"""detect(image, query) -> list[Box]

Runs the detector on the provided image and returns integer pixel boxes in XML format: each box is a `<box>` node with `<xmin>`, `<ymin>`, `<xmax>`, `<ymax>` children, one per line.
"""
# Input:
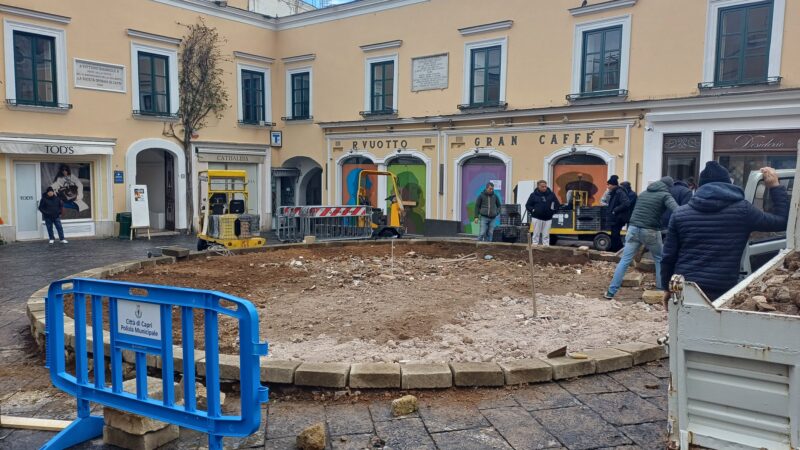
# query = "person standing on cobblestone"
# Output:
<box><xmin>526</xmin><ymin>180</ymin><xmax>560</xmax><ymax>246</ymax></box>
<box><xmin>474</xmin><ymin>182</ymin><xmax>501</xmax><ymax>242</ymax></box>
<box><xmin>605</xmin><ymin>175</ymin><xmax>631</xmax><ymax>252</ymax></box>
<box><xmin>38</xmin><ymin>187</ymin><xmax>68</xmax><ymax>244</ymax></box>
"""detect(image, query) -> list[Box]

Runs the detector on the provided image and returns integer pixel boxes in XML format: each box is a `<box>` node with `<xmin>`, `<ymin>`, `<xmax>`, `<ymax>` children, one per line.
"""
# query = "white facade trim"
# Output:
<box><xmin>702</xmin><ymin>0</ymin><xmax>786</xmax><ymax>84</ymax></box>
<box><xmin>151</xmin><ymin>0</ymin><xmax>277</xmax><ymax>29</ymax></box>
<box><xmin>285</xmin><ymin>66</ymin><xmax>313</xmax><ymax>119</ymax></box>
<box><xmin>458</xmin><ymin>20</ymin><xmax>513</xmax><ymax>36</ymax></box>
<box><xmin>281</xmin><ymin>54</ymin><xmax>316</xmax><ymax>64</ymax></box>
<box><xmin>3</xmin><ymin>19</ymin><xmax>69</xmax><ymax>107</ymax></box>
<box><xmin>451</xmin><ymin>148</ymin><xmax>513</xmax><ymax>222</ymax></box>
<box><xmin>276</xmin><ymin>0</ymin><xmax>430</xmax><ymax>30</ymax></box>
<box><xmin>233</xmin><ymin>51</ymin><xmax>274</xmax><ymax>65</ymax></box>
<box><xmin>542</xmin><ymin>146</ymin><xmax>616</xmax><ymax>186</ymax></box>
<box><xmin>237</xmin><ymin>63</ymin><xmax>272</xmax><ymax>124</ymax></box>
<box><xmin>363</xmin><ymin>53</ymin><xmax>399</xmax><ymax>113</ymax></box>
<box><xmin>461</xmin><ymin>37</ymin><xmax>508</xmax><ymax>106</ymax></box>
<box><xmin>124</xmin><ymin>138</ymin><xmax>187</xmax><ymax>230</ymax></box>
<box><xmin>126</xmin><ymin>29</ymin><xmax>181</xmax><ymax>46</ymax></box>
<box><xmin>360</xmin><ymin>40</ymin><xmax>403</xmax><ymax>52</ymax></box>
<box><xmin>0</xmin><ymin>4</ymin><xmax>70</xmax><ymax>24</ymax></box>
<box><xmin>571</xmin><ymin>14</ymin><xmax>632</xmax><ymax>95</ymax></box>
<box><xmin>569</xmin><ymin>0</ymin><xmax>637</xmax><ymax>17</ymax></box>
<box><xmin>130</xmin><ymin>42</ymin><xmax>180</xmax><ymax>116</ymax></box>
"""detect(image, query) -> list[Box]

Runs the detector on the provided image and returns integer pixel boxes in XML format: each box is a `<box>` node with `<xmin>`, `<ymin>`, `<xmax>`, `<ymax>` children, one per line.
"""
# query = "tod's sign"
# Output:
<box><xmin>715</xmin><ymin>130</ymin><xmax>800</xmax><ymax>153</ymax></box>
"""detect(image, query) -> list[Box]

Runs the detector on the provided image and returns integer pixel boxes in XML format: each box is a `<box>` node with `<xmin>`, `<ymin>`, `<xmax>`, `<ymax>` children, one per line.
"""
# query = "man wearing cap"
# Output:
<box><xmin>604</xmin><ymin>176</ymin><xmax>679</xmax><ymax>299</ymax></box>
<box><xmin>605</xmin><ymin>175</ymin><xmax>631</xmax><ymax>252</ymax></box>
<box><xmin>661</xmin><ymin>162</ymin><xmax>789</xmax><ymax>301</ymax></box>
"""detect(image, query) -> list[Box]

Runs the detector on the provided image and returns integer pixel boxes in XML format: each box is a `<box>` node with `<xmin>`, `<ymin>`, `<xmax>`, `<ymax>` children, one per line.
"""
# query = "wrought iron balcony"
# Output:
<box><xmin>457</xmin><ymin>101</ymin><xmax>508</xmax><ymax>111</ymax></box>
<box><xmin>6</xmin><ymin>99</ymin><xmax>72</xmax><ymax>110</ymax></box>
<box><xmin>281</xmin><ymin>115</ymin><xmax>313</xmax><ymax>121</ymax></box>
<box><xmin>359</xmin><ymin>109</ymin><xmax>398</xmax><ymax>118</ymax></box>
<box><xmin>566</xmin><ymin>89</ymin><xmax>628</xmax><ymax>101</ymax></box>
<box><xmin>238</xmin><ymin>120</ymin><xmax>276</xmax><ymax>127</ymax></box>
<box><xmin>698</xmin><ymin>76</ymin><xmax>781</xmax><ymax>90</ymax></box>
<box><xmin>132</xmin><ymin>110</ymin><xmax>179</xmax><ymax>119</ymax></box>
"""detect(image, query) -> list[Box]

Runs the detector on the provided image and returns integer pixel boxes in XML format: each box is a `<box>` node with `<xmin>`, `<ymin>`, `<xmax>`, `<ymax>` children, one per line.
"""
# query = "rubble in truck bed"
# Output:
<box><xmin>730</xmin><ymin>251</ymin><xmax>800</xmax><ymax>315</ymax></box>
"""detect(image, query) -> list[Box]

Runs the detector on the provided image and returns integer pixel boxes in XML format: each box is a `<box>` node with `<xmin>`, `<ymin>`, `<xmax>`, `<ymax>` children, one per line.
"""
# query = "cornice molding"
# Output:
<box><xmin>0</xmin><ymin>4</ymin><xmax>70</xmax><ymax>24</ymax></box>
<box><xmin>126</xmin><ymin>29</ymin><xmax>181</xmax><ymax>46</ymax></box>
<box><xmin>233</xmin><ymin>51</ymin><xmax>274</xmax><ymax>64</ymax></box>
<box><xmin>282</xmin><ymin>53</ymin><xmax>316</xmax><ymax>64</ymax></box>
<box><xmin>569</xmin><ymin>0</ymin><xmax>637</xmax><ymax>17</ymax></box>
<box><xmin>458</xmin><ymin>20</ymin><xmax>513</xmax><ymax>36</ymax></box>
<box><xmin>360</xmin><ymin>40</ymin><xmax>403</xmax><ymax>52</ymax></box>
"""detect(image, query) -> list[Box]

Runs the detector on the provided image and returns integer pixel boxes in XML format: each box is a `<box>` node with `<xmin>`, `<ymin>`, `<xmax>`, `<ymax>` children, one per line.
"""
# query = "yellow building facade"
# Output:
<box><xmin>1</xmin><ymin>0</ymin><xmax>798</xmax><ymax>240</ymax></box>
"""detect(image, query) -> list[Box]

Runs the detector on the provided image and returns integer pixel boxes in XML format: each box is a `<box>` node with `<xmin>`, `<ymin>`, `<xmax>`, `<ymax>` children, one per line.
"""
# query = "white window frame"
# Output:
<box><xmin>285</xmin><ymin>66</ymin><xmax>313</xmax><ymax>120</ymax></box>
<box><xmin>363</xmin><ymin>53</ymin><xmax>399</xmax><ymax>112</ymax></box>
<box><xmin>130</xmin><ymin>42</ymin><xmax>179</xmax><ymax>116</ymax></box>
<box><xmin>571</xmin><ymin>14</ymin><xmax>632</xmax><ymax>95</ymax></box>
<box><xmin>702</xmin><ymin>0</ymin><xmax>786</xmax><ymax>84</ymax></box>
<box><xmin>237</xmin><ymin>63</ymin><xmax>271</xmax><ymax>125</ymax></box>
<box><xmin>461</xmin><ymin>37</ymin><xmax>508</xmax><ymax>106</ymax></box>
<box><xmin>3</xmin><ymin>19</ymin><xmax>69</xmax><ymax>107</ymax></box>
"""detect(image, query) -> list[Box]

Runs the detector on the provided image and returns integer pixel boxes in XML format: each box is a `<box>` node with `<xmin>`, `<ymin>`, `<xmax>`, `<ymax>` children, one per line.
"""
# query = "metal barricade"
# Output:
<box><xmin>43</xmin><ymin>278</ymin><xmax>269</xmax><ymax>450</ymax></box>
<box><xmin>277</xmin><ymin>205</ymin><xmax>374</xmax><ymax>242</ymax></box>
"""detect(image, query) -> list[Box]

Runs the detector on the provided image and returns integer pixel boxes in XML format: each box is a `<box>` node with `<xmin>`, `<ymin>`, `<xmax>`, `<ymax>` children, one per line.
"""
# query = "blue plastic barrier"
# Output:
<box><xmin>43</xmin><ymin>278</ymin><xmax>269</xmax><ymax>450</ymax></box>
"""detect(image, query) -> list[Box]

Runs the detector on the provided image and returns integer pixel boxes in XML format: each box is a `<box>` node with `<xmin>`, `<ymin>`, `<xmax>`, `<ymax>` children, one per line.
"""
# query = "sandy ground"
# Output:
<box><xmin>105</xmin><ymin>243</ymin><xmax>667</xmax><ymax>362</ymax></box>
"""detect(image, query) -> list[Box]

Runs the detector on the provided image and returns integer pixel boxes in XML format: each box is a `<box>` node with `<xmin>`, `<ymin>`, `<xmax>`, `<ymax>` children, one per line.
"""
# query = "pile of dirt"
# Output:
<box><xmin>101</xmin><ymin>243</ymin><xmax>665</xmax><ymax>361</ymax></box>
<box><xmin>730</xmin><ymin>251</ymin><xmax>800</xmax><ymax>314</ymax></box>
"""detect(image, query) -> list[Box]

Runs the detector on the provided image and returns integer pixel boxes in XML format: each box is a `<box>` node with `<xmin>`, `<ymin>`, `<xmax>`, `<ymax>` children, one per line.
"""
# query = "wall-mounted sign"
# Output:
<box><xmin>117</xmin><ymin>299</ymin><xmax>161</xmax><ymax>340</ymax></box>
<box><xmin>270</xmin><ymin>131</ymin><xmax>283</xmax><ymax>147</ymax></box>
<box><xmin>114</xmin><ymin>170</ymin><xmax>124</xmax><ymax>184</ymax></box>
<box><xmin>411</xmin><ymin>53</ymin><xmax>449</xmax><ymax>91</ymax></box>
<box><xmin>130</xmin><ymin>185</ymin><xmax>150</xmax><ymax>229</ymax></box>
<box><xmin>74</xmin><ymin>59</ymin><xmax>126</xmax><ymax>93</ymax></box>
<box><xmin>197</xmin><ymin>153</ymin><xmax>265</xmax><ymax>164</ymax></box>
<box><xmin>714</xmin><ymin>130</ymin><xmax>800</xmax><ymax>153</ymax></box>
<box><xmin>0</xmin><ymin>141</ymin><xmax>114</xmax><ymax>155</ymax></box>
<box><xmin>351</xmin><ymin>139</ymin><xmax>409</xmax><ymax>150</ymax></box>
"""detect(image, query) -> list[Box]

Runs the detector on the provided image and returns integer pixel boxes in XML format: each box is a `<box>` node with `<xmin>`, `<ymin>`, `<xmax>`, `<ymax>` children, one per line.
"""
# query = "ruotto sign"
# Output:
<box><xmin>351</xmin><ymin>139</ymin><xmax>410</xmax><ymax>150</ymax></box>
<box><xmin>714</xmin><ymin>130</ymin><xmax>800</xmax><ymax>153</ymax></box>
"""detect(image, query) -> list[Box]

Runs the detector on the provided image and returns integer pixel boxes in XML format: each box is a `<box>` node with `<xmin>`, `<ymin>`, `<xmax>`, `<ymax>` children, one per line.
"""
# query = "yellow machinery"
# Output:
<box><xmin>356</xmin><ymin>170</ymin><xmax>409</xmax><ymax>238</ymax></box>
<box><xmin>197</xmin><ymin>170</ymin><xmax>265</xmax><ymax>250</ymax></box>
<box><xmin>547</xmin><ymin>188</ymin><xmax>624</xmax><ymax>251</ymax></box>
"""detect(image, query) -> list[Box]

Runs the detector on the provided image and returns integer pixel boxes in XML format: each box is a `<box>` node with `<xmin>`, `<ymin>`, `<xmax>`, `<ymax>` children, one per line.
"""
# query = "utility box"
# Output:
<box><xmin>667</xmin><ymin>153</ymin><xmax>800</xmax><ymax>449</ymax></box>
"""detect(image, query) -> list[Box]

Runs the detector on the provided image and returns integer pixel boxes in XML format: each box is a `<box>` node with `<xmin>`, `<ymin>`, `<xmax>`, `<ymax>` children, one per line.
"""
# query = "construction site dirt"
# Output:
<box><xmin>100</xmin><ymin>243</ymin><xmax>666</xmax><ymax>362</ymax></box>
<box><xmin>731</xmin><ymin>250</ymin><xmax>800</xmax><ymax>315</ymax></box>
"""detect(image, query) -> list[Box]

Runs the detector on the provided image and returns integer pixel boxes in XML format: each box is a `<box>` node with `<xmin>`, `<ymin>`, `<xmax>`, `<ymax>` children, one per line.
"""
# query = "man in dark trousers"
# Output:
<box><xmin>474</xmin><ymin>182</ymin><xmax>502</xmax><ymax>242</ymax></box>
<box><xmin>661</xmin><ymin>162</ymin><xmax>789</xmax><ymax>302</ymax></box>
<box><xmin>38</xmin><ymin>187</ymin><xmax>68</xmax><ymax>244</ymax></box>
<box><xmin>526</xmin><ymin>180</ymin><xmax>560</xmax><ymax>246</ymax></box>
<box><xmin>604</xmin><ymin>176</ymin><xmax>678</xmax><ymax>299</ymax></box>
<box><xmin>605</xmin><ymin>175</ymin><xmax>631</xmax><ymax>252</ymax></box>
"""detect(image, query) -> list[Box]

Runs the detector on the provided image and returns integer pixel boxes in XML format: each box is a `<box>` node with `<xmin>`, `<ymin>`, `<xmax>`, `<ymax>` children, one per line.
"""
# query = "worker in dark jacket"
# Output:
<box><xmin>604</xmin><ymin>177</ymin><xmax>678</xmax><ymax>299</ymax></box>
<box><xmin>661</xmin><ymin>179</ymin><xmax>693</xmax><ymax>230</ymax></box>
<box><xmin>661</xmin><ymin>162</ymin><xmax>789</xmax><ymax>301</ymax></box>
<box><xmin>605</xmin><ymin>175</ymin><xmax>631</xmax><ymax>252</ymax></box>
<box><xmin>526</xmin><ymin>180</ymin><xmax>561</xmax><ymax>246</ymax></box>
<box><xmin>38</xmin><ymin>187</ymin><xmax>68</xmax><ymax>244</ymax></box>
<box><xmin>474</xmin><ymin>182</ymin><xmax>502</xmax><ymax>242</ymax></box>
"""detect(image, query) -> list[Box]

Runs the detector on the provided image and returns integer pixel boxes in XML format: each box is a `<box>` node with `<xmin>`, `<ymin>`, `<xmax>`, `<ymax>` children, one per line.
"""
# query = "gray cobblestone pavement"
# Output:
<box><xmin>0</xmin><ymin>237</ymin><xmax>668</xmax><ymax>449</ymax></box>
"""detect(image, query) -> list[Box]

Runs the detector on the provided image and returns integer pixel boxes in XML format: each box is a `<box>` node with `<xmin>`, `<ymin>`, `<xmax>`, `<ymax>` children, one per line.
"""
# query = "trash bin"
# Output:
<box><xmin>116</xmin><ymin>212</ymin><xmax>132</xmax><ymax>239</ymax></box>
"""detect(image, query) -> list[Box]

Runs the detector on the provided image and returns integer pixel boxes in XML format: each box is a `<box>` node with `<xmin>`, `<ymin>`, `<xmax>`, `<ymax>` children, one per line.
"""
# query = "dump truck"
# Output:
<box><xmin>666</xmin><ymin>154</ymin><xmax>800</xmax><ymax>449</ymax></box>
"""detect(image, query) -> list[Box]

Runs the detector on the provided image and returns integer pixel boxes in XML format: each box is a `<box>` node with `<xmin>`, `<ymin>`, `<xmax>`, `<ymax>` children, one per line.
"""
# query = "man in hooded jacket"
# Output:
<box><xmin>661</xmin><ymin>162</ymin><xmax>788</xmax><ymax>301</ymax></box>
<box><xmin>606</xmin><ymin>175</ymin><xmax>631</xmax><ymax>252</ymax></box>
<box><xmin>526</xmin><ymin>180</ymin><xmax>561</xmax><ymax>246</ymax></box>
<box><xmin>604</xmin><ymin>176</ymin><xmax>679</xmax><ymax>299</ymax></box>
<box><xmin>661</xmin><ymin>179</ymin><xmax>693</xmax><ymax>230</ymax></box>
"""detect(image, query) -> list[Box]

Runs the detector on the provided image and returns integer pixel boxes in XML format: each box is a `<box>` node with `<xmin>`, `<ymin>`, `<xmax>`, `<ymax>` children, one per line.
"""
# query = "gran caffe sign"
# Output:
<box><xmin>715</xmin><ymin>130</ymin><xmax>800</xmax><ymax>153</ymax></box>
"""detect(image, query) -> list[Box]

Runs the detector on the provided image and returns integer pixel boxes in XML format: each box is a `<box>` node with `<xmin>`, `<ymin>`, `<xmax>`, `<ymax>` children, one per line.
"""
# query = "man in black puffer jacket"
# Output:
<box><xmin>605</xmin><ymin>175</ymin><xmax>631</xmax><ymax>252</ymax></box>
<box><xmin>526</xmin><ymin>180</ymin><xmax>561</xmax><ymax>246</ymax></box>
<box><xmin>661</xmin><ymin>162</ymin><xmax>789</xmax><ymax>301</ymax></box>
<box><xmin>661</xmin><ymin>179</ymin><xmax>693</xmax><ymax>230</ymax></box>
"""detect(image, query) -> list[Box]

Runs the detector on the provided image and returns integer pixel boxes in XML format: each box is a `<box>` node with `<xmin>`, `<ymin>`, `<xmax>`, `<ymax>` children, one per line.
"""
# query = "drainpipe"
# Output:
<box><xmin>623</xmin><ymin>124</ymin><xmax>631</xmax><ymax>181</ymax></box>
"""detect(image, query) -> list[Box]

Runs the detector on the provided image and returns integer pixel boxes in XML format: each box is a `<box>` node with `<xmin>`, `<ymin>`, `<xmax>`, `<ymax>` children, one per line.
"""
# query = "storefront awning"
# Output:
<box><xmin>271</xmin><ymin>167</ymin><xmax>301</xmax><ymax>178</ymax></box>
<box><xmin>0</xmin><ymin>137</ymin><xmax>115</xmax><ymax>155</ymax></box>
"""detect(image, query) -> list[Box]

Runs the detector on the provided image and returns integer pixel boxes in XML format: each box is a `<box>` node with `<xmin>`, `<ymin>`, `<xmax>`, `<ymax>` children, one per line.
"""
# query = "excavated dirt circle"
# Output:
<box><xmin>105</xmin><ymin>242</ymin><xmax>667</xmax><ymax>362</ymax></box>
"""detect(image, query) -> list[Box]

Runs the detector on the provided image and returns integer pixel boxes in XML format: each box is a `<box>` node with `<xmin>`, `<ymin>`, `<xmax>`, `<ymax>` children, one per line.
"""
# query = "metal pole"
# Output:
<box><xmin>527</xmin><ymin>219</ymin><xmax>538</xmax><ymax>318</ymax></box>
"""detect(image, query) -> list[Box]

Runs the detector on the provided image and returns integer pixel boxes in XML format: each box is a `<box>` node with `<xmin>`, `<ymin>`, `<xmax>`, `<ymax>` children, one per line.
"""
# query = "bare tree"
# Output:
<box><xmin>164</xmin><ymin>18</ymin><xmax>229</xmax><ymax>233</ymax></box>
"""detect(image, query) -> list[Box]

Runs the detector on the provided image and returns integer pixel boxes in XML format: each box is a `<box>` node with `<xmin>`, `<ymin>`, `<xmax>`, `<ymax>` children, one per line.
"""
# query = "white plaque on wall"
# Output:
<box><xmin>74</xmin><ymin>59</ymin><xmax>126</xmax><ymax>93</ymax></box>
<box><xmin>411</xmin><ymin>53</ymin><xmax>449</xmax><ymax>92</ymax></box>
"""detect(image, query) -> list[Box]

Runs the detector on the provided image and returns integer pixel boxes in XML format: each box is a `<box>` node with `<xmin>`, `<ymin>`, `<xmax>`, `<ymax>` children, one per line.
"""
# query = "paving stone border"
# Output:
<box><xmin>25</xmin><ymin>238</ymin><xmax>666</xmax><ymax>390</ymax></box>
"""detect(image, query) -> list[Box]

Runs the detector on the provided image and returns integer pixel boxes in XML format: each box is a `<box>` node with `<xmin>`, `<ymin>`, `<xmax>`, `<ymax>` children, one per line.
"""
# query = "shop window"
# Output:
<box><xmin>717</xmin><ymin>153</ymin><xmax>795</xmax><ymax>188</ymax></box>
<box><xmin>715</xmin><ymin>1</ymin><xmax>773</xmax><ymax>86</ymax></box>
<box><xmin>241</xmin><ymin>69</ymin><xmax>265</xmax><ymax>124</ymax></box>
<box><xmin>12</xmin><ymin>31</ymin><xmax>57</xmax><ymax>107</ymax></box>
<box><xmin>41</xmin><ymin>162</ymin><xmax>92</xmax><ymax>220</ymax></box>
<box><xmin>469</xmin><ymin>45</ymin><xmax>501</xmax><ymax>107</ymax></box>
<box><xmin>662</xmin><ymin>133</ymin><xmax>701</xmax><ymax>183</ymax></box>
<box><xmin>581</xmin><ymin>26</ymin><xmax>622</xmax><ymax>94</ymax></box>
<box><xmin>370</xmin><ymin>60</ymin><xmax>394</xmax><ymax>113</ymax></box>
<box><xmin>137</xmin><ymin>52</ymin><xmax>170</xmax><ymax>115</ymax></box>
<box><xmin>289</xmin><ymin>71</ymin><xmax>310</xmax><ymax>120</ymax></box>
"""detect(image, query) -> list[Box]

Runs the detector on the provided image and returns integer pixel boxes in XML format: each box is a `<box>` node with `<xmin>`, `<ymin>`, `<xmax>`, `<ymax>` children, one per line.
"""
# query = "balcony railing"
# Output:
<box><xmin>238</xmin><ymin>120</ymin><xmax>276</xmax><ymax>127</ymax></box>
<box><xmin>566</xmin><ymin>89</ymin><xmax>628</xmax><ymax>101</ymax></box>
<box><xmin>6</xmin><ymin>99</ymin><xmax>72</xmax><ymax>110</ymax></box>
<box><xmin>132</xmin><ymin>110</ymin><xmax>179</xmax><ymax>119</ymax></box>
<box><xmin>457</xmin><ymin>101</ymin><xmax>508</xmax><ymax>111</ymax></box>
<box><xmin>698</xmin><ymin>76</ymin><xmax>781</xmax><ymax>90</ymax></box>
<box><xmin>281</xmin><ymin>115</ymin><xmax>313</xmax><ymax>121</ymax></box>
<box><xmin>359</xmin><ymin>109</ymin><xmax>398</xmax><ymax>118</ymax></box>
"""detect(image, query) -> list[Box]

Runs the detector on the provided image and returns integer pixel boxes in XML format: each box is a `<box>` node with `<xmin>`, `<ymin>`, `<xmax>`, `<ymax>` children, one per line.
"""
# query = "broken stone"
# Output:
<box><xmin>547</xmin><ymin>346</ymin><xmax>567</xmax><ymax>358</ymax></box>
<box><xmin>103</xmin><ymin>424</ymin><xmax>179</xmax><ymax>450</ymax></box>
<box><xmin>776</xmin><ymin>288</ymin><xmax>793</xmax><ymax>303</ymax></box>
<box><xmin>766</xmin><ymin>275</ymin><xmax>788</xmax><ymax>286</ymax></box>
<box><xmin>391</xmin><ymin>395</ymin><xmax>418</xmax><ymax>416</ymax></box>
<box><xmin>297</xmin><ymin>423</ymin><xmax>326</xmax><ymax>450</ymax></box>
<box><xmin>752</xmin><ymin>295</ymin><xmax>768</xmax><ymax>304</ymax></box>
<box><xmin>756</xmin><ymin>302</ymin><xmax>777</xmax><ymax>312</ymax></box>
<box><xmin>641</xmin><ymin>290</ymin><xmax>664</xmax><ymax>304</ymax></box>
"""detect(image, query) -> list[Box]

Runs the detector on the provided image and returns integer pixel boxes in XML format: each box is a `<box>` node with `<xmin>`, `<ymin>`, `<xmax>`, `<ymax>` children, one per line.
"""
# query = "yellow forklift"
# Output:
<box><xmin>196</xmin><ymin>170</ymin><xmax>266</xmax><ymax>250</ymax></box>
<box><xmin>356</xmin><ymin>170</ymin><xmax>411</xmax><ymax>238</ymax></box>
<box><xmin>548</xmin><ymin>182</ymin><xmax>624</xmax><ymax>251</ymax></box>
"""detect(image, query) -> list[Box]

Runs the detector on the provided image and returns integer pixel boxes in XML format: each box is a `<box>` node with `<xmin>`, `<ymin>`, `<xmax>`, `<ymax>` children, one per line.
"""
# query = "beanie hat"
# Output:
<box><xmin>607</xmin><ymin>175</ymin><xmax>619</xmax><ymax>186</ymax></box>
<box><xmin>46</xmin><ymin>187</ymin><xmax>55</xmax><ymax>193</ymax></box>
<box><xmin>699</xmin><ymin>161</ymin><xmax>731</xmax><ymax>186</ymax></box>
<box><xmin>660</xmin><ymin>176</ymin><xmax>674</xmax><ymax>188</ymax></box>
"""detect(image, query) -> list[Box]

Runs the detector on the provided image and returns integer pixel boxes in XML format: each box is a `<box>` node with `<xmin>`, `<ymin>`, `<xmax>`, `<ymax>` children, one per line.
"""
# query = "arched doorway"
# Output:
<box><xmin>460</xmin><ymin>155</ymin><xmax>506</xmax><ymax>234</ymax></box>
<box><xmin>281</xmin><ymin>156</ymin><xmax>323</xmax><ymax>206</ymax></box>
<box><xmin>340</xmin><ymin>156</ymin><xmax>377</xmax><ymax>206</ymax></box>
<box><xmin>552</xmin><ymin>153</ymin><xmax>608</xmax><ymax>206</ymax></box>
<box><xmin>135</xmin><ymin>149</ymin><xmax>175</xmax><ymax>230</ymax></box>
<box><xmin>125</xmin><ymin>139</ymin><xmax>187</xmax><ymax>231</ymax></box>
<box><xmin>386</xmin><ymin>155</ymin><xmax>426</xmax><ymax>234</ymax></box>
<box><xmin>303</xmin><ymin>167</ymin><xmax>322</xmax><ymax>205</ymax></box>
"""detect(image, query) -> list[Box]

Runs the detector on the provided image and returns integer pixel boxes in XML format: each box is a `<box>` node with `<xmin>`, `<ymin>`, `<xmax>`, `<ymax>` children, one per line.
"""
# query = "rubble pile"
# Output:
<box><xmin>731</xmin><ymin>251</ymin><xmax>800</xmax><ymax>315</ymax></box>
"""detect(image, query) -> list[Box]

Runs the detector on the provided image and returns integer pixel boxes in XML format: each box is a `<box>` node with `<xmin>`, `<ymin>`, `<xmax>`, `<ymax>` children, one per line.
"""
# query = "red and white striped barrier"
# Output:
<box><xmin>278</xmin><ymin>205</ymin><xmax>370</xmax><ymax>218</ymax></box>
